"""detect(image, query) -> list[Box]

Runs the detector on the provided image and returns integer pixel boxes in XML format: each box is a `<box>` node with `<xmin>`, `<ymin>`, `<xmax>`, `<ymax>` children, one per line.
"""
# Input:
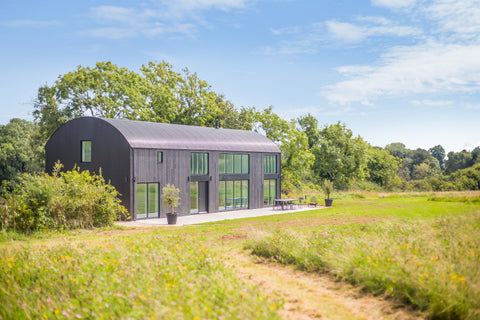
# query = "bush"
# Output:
<box><xmin>0</xmin><ymin>163</ymin><xmax>127</xmax><ymax>233</ymax></box>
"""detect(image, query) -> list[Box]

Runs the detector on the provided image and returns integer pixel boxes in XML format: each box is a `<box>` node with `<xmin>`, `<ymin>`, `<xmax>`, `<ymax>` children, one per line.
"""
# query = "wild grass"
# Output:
<box><xmin>246</xmin><ymin>208</ymin><xmax>480</xmax><ymax>319</ymax></box>
<box><xmin>0</xmin><ymin>231</ymin><xmax>281</xmax><ymax>320</ymax></box>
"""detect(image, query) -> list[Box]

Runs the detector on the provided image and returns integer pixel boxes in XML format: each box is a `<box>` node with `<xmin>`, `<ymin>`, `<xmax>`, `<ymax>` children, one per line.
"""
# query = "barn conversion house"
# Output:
<box><xmin>45</xmin><ymin>117</ymin><xmax>281</xmax><ymax>220</ymax></box>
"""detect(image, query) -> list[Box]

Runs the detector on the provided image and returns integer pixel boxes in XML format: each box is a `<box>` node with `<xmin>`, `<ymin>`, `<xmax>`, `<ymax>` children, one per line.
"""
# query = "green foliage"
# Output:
<box><xmin>0</xmin><ymin>163</ymin><xmax>127</xmax><ymax>233</ymax></box>
<box><xmin>0</xmin><ymin>119</ymin><xmax>43</xmax><ymax>185</ymax></box>
<box><xmin>429</xmin><ymin>145</ymin><xmax>446</xmax><ymax>169</ymax></box>
<box><xmin>33</xmin><ymin>61</ymin><xmax>256</xmax><ymax>145</ymax></box>
<box><xmin>445</xmin><ymin>150</ymin><xmax>474</xmax><ymax>174</ymax></box>
<box><xmin>366</xmin><ymin>147</ymin><xmax>400</xmax><ymax>188</ymax></box>
<box><xmin>322</xmin><ymin>179</ymin><xmax>334</xmax><ymax>199</ymax></box>
<box><xmin>162</xmin><ymin>183</ymin><xmax>181</xmax><ymax>214</ymax></box>
<box><xmin>0</xmin><ymin>233</ymin><xmax>281</xmax><ymax>320</ymax></box>
<box><xmin>246</xmin><ymin>207</ymin><xmax>480</xmax><ymax>319</ymax></box>
<box><xmin>312</xmin><ymin>122</ymin><xmax>369</xmax><ymax>189</ymax></box>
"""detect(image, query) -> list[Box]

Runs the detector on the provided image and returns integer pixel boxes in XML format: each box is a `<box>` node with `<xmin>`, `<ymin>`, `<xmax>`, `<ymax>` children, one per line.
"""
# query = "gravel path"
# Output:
<box><xmin>115</xmin><ymin>206</ymin><xmax>322</xmax><ymax>227</ymax></box>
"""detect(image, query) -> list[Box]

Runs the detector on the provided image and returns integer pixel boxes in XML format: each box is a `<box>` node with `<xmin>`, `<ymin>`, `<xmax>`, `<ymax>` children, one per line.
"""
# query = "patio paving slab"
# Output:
<box><xmin>115</xmin><ymin>206</ymin><xmax>324</xmax><ymax>227</ymax></box>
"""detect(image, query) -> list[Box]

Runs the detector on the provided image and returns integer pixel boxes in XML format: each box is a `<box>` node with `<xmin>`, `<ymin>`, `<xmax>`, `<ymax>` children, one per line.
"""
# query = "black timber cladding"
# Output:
<box><xmin>45</xmin><ymin>117</ymin><xmax>281</xmax><ymax>220</ymax></box>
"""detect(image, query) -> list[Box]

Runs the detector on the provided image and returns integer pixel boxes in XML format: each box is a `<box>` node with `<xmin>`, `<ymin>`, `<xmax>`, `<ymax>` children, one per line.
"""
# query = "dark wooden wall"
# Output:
<box><xmin>45</xmin><ymin>117</ymin><xmax>132</xmax><ymax>216</ymax></box>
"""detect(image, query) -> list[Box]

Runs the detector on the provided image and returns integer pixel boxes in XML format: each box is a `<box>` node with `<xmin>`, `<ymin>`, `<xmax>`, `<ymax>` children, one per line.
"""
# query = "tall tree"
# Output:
<box><xmin>445</xmin><ymin>150</ymin><xmax>473</xmax><ymax>174</ymax></box>
<box><xmin>33</xmin><ymin>61</ymin><xmax>254</xmax><ymax>144</ymax></box>
<box><xmin>0</xmin><ymin>119</ymin><xmax>42</xmax><ymax>184</ymax></box>
<box><xmin>297</xmin><ymin>113</ymin><xmax>320</xmax><ymax>149</ymax></box>
<box><xmin>386</xmin><ymin>142</ymin><xmax>407</xmax><ymax>159</ymax></box>
<box><xmin>429</xmin><ymin>145</ymin><xmax>446</xmax><ymax>169</ymax></box>
<box><xmin>366</xmin><ymin>147</ymin><xmax>400</xmax><ymax>187</ymax></box>
<box><xmin>312</xmin><ymin>122</ymin><xmax>368</xmax><ymax>188</ymax></box>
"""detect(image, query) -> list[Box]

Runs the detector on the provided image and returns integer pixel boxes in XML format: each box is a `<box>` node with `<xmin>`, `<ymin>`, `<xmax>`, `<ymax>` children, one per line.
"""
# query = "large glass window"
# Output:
<box><xmin>264</xmin><ymin>179</ymin><xmax>277</xmax><ymax>206</ymax></box>
<box><xmin>225</xmin><ymin>154</ymin><xmax>234</xmax><ymax>174</ymax></box>
<box><xmin>136</xmin><ymin>183</ymin><xmax>158</xmax><ymax>219</ymax></box>
<box><xmin>241</xmin><ymin>154</ymin><xmax>249</xmax><ymax>174</ymax></box>
<box><xmin>219</xmin><ymin>154</ymin><xmax>225</xmax><ymax>174</ymax></box>
<box><xmin>219</xmin><ymin>153</ymin><xmax>249</xmax><ymax>174</ymax></box>
<box><xmin>81</xmin><ymin>141</ymin><xmax>92</xmax><ymax>163</ymax></box>
<box><xmin>190</xmin><ymin>181</ymin><xmax>198</xmax><ymax>214</ymax></box>
<box><xmin>219</xmin><ymin>180</ymin><xmax>248</xmax><ymax>211</ymax></box>
<box><xmin>191</xmin><ymin>153</ymin><xmax>208</xmax><ymax>175</ymax></box>
<box><xmin>219</xmin><ymin>181</ymin><xmax>226</xmax><ymax>211</ymax></box>
<box><xmin>225</xmin><ymin>180</ymin><xmax>234</xmax><ymax>209</ymax></box>
<box><xmin>264</xmin><ymin>155</ymin><xmax>277</xmax><ymax>173</ymax></box>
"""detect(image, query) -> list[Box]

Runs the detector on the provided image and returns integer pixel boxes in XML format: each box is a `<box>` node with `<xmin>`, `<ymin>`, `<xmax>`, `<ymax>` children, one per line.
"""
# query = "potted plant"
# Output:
<box><xmin>322</xmin><ymin>179</ymin><xmax>334</xmax><ymax>207</ymax></box>
<box><xmin>162</xmin><ymin>184</ymin><xmax>181</xmax><ymax>225</ymax></box>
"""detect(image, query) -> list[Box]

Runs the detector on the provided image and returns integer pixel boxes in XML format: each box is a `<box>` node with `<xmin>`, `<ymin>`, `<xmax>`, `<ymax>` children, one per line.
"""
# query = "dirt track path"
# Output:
<box><xmin>224</xmin><ymin>250</ymin><xmax>424</xmax><ymax>320</ymax></box>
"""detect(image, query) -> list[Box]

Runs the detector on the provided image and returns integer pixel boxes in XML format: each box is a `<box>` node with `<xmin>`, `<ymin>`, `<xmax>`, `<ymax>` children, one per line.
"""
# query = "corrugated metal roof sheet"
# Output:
<box><xmin>100</xmin><ymin>118</ymin><xmax>280</xmax><ymax>153</ymax></box>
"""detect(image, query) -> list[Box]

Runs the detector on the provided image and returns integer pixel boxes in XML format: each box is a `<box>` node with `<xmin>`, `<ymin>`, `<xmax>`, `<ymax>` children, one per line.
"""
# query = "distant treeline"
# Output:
<box><xmin>1</xmin><ymin>61</ymin><xmax>479</xmax><ymax>194</ymax></box>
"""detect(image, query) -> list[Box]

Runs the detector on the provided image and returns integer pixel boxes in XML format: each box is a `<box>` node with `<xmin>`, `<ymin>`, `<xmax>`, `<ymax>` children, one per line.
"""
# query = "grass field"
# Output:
<box><xmin>1</xmin><ymin>191</ymin><xmax>479</xmax><ymax>319</ymax></box>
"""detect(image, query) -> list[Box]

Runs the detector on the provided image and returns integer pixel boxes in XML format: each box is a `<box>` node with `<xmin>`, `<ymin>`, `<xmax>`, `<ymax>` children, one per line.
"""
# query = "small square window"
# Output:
<box><xmin>157</xmin><ymin>151</ymin><xmax>163</xmax><ymax>163</ymax></box>
<box><xmin>81</xmin><ymin>141</ymin><xmax>92</xmax><ymax>163</ymax></box>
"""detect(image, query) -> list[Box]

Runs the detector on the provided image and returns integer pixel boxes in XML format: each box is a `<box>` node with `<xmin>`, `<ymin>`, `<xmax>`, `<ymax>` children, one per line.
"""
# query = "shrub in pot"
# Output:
<box><xmin>322</xmin><ymin>179</ymin><xmax>334</xmax><ymax>207</ymax></box>
<box><xmin>161</xmin><ymin>184</ymin><xmax>181</xmax><ymax>225</ymax></box>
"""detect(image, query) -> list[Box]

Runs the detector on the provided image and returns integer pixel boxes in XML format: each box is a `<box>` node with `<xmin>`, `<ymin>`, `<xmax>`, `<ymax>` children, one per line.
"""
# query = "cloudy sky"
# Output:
<box><xmin>1</xmin><ymin>0</ymin><xmax>479</xmax><ymax>152</ymax></box>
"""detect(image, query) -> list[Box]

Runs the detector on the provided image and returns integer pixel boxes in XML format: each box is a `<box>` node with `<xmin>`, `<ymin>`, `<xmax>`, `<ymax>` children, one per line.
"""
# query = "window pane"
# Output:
<box><xmin>218</xmin><ymin>181</ymin><xmax>226</xmax><ymax>211</ymax></box>
<box><xmin>271</xmin><ymin>156</ymin><xmax>276</xmax><ymax>173</ymax></box>
<box><xmin>157</xmin><ymin>151</ymin><xmax>163</xmax><ymax>163</ymax></box>
<box><xmin>234</xmin><ymin>154</ymin><xmax>242</xmax><ymax>174</ymax></box>
<box><xmin>147</xmin><ymin>184</ymin><xmax>158</xmax><ymax>217</ymax></box>
<box><xmin>198</xmin><ymin>153</ymin><xmax>203</xmax><ymax>175</ymax></box>
<box><xmin>264</xmin><ymin>180</ymin><xmax>269</xmax><ymax>206</ymax></box>
<box><xmin>190</xmin><ymin>182</ymin><xmax>198</xmax><ymax>213</ymax></box>
<box><xmin>226</xmin><ymin>181</ymin><xmax>234</xmax><ymax>209</ymax></box>
<box><xmin>82</xmin><ymin>141</ymin><xmax>92</xmax><ymax>162</ymax></box>
<box><xmin>136</xmin><ymin>184</ymin><xmax>147</xmax><ymax>219</ymax></box>
<box><xmin>203</xmin><ymin>153</ymin><xmax>208</xmax><ymax>174</ymax></box>
<box><xmin>270</xmin><ymin>179</ymin><xmax>276</xmax><ymax>205</ymax></box>
<box><xmin>241</xmin><ymin>155</ymin><xmax>249</xmax><ymax>174</ymax></box>
<box><xmin>226</xmin><ymin>154</ymin><xmax>234</xmax><ymax>174</ymax></box>
<box><xmin>241</xmin><ymin>180</ymin><xmax>248</xmax><ymax>208</ymax></box>
<box><xmin>219</xmin><ymin>154</ymin><xmax>225</xmax><ymax>174</ymax></box>
<box><xmin>234</xmin><ymin>180</ymin><xmax>242</xmax><ymax>208</ymax></box>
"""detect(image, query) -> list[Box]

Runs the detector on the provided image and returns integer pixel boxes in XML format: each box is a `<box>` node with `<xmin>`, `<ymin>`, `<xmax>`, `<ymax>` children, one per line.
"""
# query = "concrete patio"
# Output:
<box><xmin>115</xmin><ymin>206</ymin><xmax>323</xmax><ymax>227</ymax></box>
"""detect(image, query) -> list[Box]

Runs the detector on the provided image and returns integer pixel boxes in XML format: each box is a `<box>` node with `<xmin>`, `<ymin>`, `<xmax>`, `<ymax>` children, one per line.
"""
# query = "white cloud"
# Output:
<box><xmin>326</xmin><ymin>21</ymin><xmax>365</xmax><ymax>42</ymax></box>
<box><xmin>411</xmin><ymin>99</ymin><xmax>452</xmax><ymax>107</ymax></box>
<box><xmin>323</xmin><ymin>41</ymin><xmax>480</xmax><ymax>105</ymax></box>
<box><xmin>425</xmin><ymin>0</ymin><xmax>480</xmax><ymax>38</ymax></box>
<box><xmin>85</xmin><ymin>1</ymin><xmax>251</xmax><ymax>39</ymax></box>
<box><xmin>270</xmin><ymin>26</ymin><xmax>301</xmax><ymax>36</ymax></box>
<box><xmin>326</xmin><ymin>18</ymin><xmax>421</xmax><ymax>43</ymax></box>
<box><xmin>371</xmin><ymin>0</ymin><xmax>416</xmax><ymax>10</ymax></box>
<box><xmin>0</xmin><ymin>19</ymin><xmax>59</xmax><ymax>28</ymax></box>
<box><xmin>82</xmin><ymin>27</ymin><xmax>138</xmax><ymax>40</ymax></box>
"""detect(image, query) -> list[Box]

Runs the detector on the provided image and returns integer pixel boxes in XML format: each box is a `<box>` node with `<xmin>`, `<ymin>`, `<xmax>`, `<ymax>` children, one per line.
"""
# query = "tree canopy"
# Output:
<box><xmin>1</xmin><ymin>60</ymin><xmax>479</xmax><ymax>195</ymax></box>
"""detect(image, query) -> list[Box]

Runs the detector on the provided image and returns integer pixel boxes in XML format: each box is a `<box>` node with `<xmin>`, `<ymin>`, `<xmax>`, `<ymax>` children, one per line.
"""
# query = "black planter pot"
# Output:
<box><xmin>324</xmin><ymin>199</ymin><xmax>333</xmax><ymax>207</ymax></box>
<box><xmin>166</xmin><ymin>212</ymin><xmax>178</xmax><ymax>225</ymax></box>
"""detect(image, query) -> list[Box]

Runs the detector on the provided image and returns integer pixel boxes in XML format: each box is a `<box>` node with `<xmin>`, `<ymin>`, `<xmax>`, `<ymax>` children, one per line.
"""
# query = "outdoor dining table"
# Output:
<box><xmin>273</xmin><ymin>198</ymin><xmax>299</xmax><ymax>210</ymax></box>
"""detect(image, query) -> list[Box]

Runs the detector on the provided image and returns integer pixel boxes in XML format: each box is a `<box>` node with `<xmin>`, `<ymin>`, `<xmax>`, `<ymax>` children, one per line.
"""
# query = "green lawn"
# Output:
<box><xmin>1</xmin><ymin>191</ymin><xmax>479</xmax><ymax>319</ymax></box>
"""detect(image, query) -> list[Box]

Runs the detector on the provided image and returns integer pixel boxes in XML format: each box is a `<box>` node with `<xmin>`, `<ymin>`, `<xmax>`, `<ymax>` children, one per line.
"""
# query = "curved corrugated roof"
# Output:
<box><xmin>100</xmin><ymin>118</ymin><xmax>280</xmax><ymax>153</ymax></box>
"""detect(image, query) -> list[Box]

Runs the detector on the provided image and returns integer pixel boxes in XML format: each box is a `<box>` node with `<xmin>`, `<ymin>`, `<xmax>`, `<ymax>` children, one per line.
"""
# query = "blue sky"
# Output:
<box><xmin>1</xmin><ymin>0</ymin><xmax>480</xmax><ymax>153</ymax></box>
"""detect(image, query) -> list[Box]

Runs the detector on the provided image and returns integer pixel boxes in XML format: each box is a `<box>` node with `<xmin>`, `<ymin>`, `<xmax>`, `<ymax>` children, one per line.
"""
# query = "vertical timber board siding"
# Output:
<box><xmin>163</xmin><ymin>150</ymin><xmax>190</xmax><ymax>217</ymax></box>
<box><xmin>133</xmin><ymin>149</ymin><xmax>191</xmax><ymax>218</ymax></box>
<box><xmin>250</xmin><ymin>153</ymin><xmax>264</xmax><ymax>208</ymax></box>
<box><xmin>45</xmin><ymin>117</ymin><xmax>131</xmax><ymax>219</ymax></box>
